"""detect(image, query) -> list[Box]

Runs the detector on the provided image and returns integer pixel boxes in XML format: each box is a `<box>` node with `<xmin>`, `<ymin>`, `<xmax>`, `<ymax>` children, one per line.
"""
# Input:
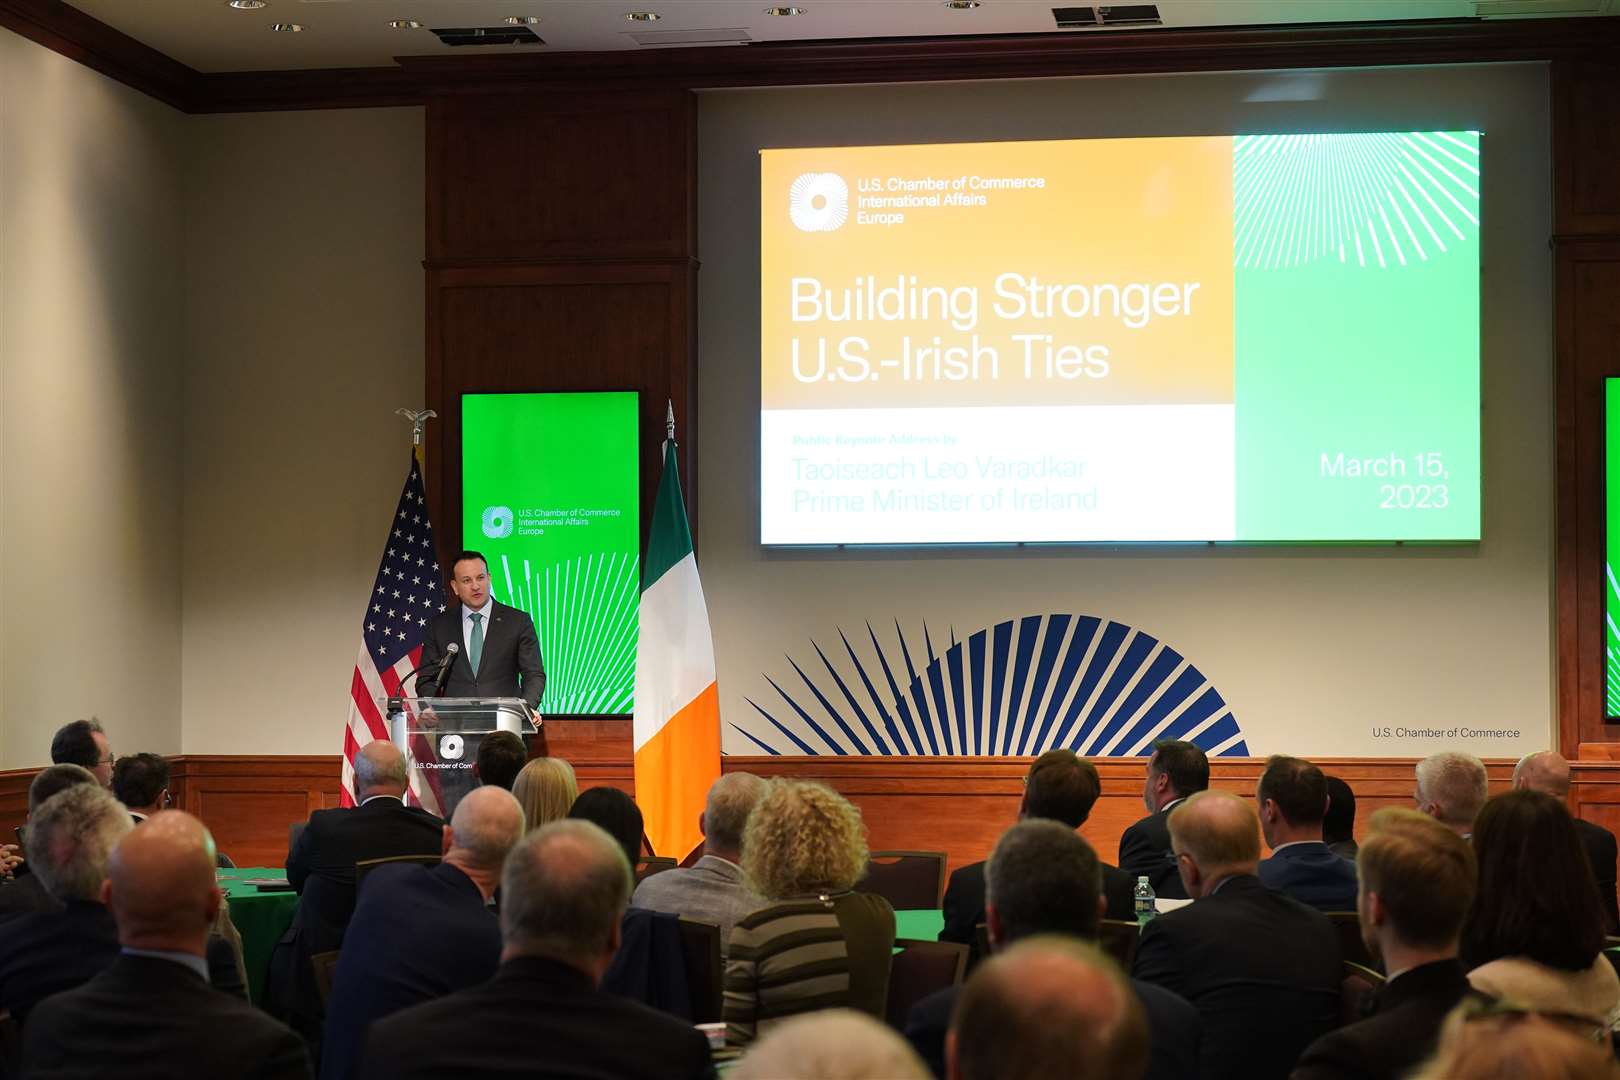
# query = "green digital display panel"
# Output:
<box><xmin>462</xmin><ymin>392</ymin><xmax>640</xmax><ymax>715</ymax></box>
<box><xmin>1607</xmin><ymin>379</ymin><xmax>1620</xmax><ymax>719</ymax></box>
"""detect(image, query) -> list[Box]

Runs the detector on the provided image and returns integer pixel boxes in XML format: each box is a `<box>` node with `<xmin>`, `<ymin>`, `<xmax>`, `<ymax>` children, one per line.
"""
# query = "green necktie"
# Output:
<box><xmin>468</xmin><ymin>612</ymin><xmax>484</xmax><ymax>675</ymax></box>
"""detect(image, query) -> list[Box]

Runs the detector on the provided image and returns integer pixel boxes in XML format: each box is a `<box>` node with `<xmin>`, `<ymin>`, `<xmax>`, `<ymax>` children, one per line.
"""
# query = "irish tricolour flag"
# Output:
<box><xmin>633</xmin><ymin>432</ymin><xmax>721</xmax><ymax>861</ymax></box>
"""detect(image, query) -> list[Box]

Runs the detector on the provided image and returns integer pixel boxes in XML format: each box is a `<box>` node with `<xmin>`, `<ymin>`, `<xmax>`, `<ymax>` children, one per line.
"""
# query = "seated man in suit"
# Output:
<box><xmin>0</xmin><ymin>764</ymin><xmax>97</xmax><ymax>922</ymax></box>
<box><xmin>1119</xmin><ymin>739</ymin><xmax>1209</xmax><ymax>900</ymax></box>
<box><xmin>631</xmin><ymin>771</ymin><xmax>766</xmax><ymax>958</ymax></box>
<box><xmin>112</xmin><ymin>752</ymin><xmax>170</xmax><ymax>823</ymax></box>
<box><xmin>418</xmin><ymin>549</ymin><xmax>545</xmax><ymax>712</ymax></box>
<box><xmin>358</xmin><ymin>820</ymin><xmax>713</xmax><ymax>1080</ymax></box>
<box><xmin>948</xmin><ymin>937</ymin><xmax>1148</xmax><ymax>1080</ymax></box>
<box><xmin>941</xmin><ymin>749</ymin><xmax>1134</xmax><ymax>961</ymax></box>
<box><xmin>22</xmin><ymin>811</ymin><xmax>310</xmax><ymax>1079</ymax></box>
<box><xmin>907</xmin><ymin>820</ymin><xmax>1200</xmax><ymax>1080</ymax></box>
<box><xmin>1514</xmin><ymin>750</ymin><xmax>1618</xmax><ymax>933</ymax></box>
<box><xmin>320</xmin><ymin>785</ymin><xmax>526</xmax><ymax>1080</ymax></box>
<box><xmin>1132</xmin><ymin>790</ymin><xmax>1342</xmax><ymax>1080</ymax></box>
<box><xmin>1292</xmin><ymin>808</ymin><xmax>1481</xmax><ymax>1080</ymax></box>
<box><xmin>1257</xmin><ymin>755</ymin><xmax>1359</xmax><ymax>911</ymax></box>
<box><xmin>1414</xmin><ymin>751</ymin><xmax>1488</xmax><ymax>839</ymax></box>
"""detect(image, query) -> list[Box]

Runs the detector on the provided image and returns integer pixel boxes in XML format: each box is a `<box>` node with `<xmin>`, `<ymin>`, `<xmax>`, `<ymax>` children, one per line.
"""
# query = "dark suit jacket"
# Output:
<box><xmin>1258</xmin><ymin>842</ymin><xmax>1360</xmax><ymax>912</ymax></box>
<box><xmin>320</xmin><ymin>861</ymin><xmax>502</xmax><ymax>1080</ymax></box>
<box><xmin>358</xmin><ymin>955</ymin><xmax>714</xmax><ymax>1080</ymax></box>
<box><xmin>1119</xmin><ymin>805</ymin><xmax>1189</xmax><ymax>900</ymax></box>
<box><xmin>22</xmin><ymin>954</ymin><xmax>310</xmax><ymax>1079</ymax></box>
<box><xmin>1291</xmin><ymin>959</ymin><xmax>1476</xmax><ymax>1080</ymax></box>
<box><xmin>1133</xmin><ymin>874</ymin><xmax>1342</xmax><ymax>1080</ymax></box>
<box><xmin>940</xmin><ymin>858</ymin><xmax>1135</xmax><ymax>964</ymax></box>
<box><xmin>0</xmin><ymin>873</ymin><xmax>59</xmax><ymax>923</ymax></box>
<box><xmin>905</xmin><ymin>972</ymin><xmax>1200</xmax><ymax>1080</ymax></box>
<box><xmin>1575</xmin><ymin>817</ymin><xmax>1620</xmax><ymax>934</ymax></box>
<box><xmin>419</xmin><ymin>600</ymin><xmax>545</xmax><ymax>708</ymax></box>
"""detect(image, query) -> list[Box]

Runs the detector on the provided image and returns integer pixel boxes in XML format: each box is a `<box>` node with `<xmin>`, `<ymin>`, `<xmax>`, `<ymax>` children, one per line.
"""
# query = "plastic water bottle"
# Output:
<box><xmin>1134</xmin><ymin>875</ymin><xmax>1156</xmax><ymax>924</ymax></box>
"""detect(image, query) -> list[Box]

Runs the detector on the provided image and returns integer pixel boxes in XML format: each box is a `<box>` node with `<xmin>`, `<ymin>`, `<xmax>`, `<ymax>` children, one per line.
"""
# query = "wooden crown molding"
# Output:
<box><xmin>2</xmin><ymin>3</ymin><xmax>1619</xmax><ymax>115</ymax></box>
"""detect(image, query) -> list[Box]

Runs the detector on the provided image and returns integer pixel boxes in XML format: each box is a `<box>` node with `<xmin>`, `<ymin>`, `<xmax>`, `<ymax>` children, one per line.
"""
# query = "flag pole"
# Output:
<box><xmin>396</xmin><ymin>407</ymin><xmax>437</xmax><ymax>467</ymax></box>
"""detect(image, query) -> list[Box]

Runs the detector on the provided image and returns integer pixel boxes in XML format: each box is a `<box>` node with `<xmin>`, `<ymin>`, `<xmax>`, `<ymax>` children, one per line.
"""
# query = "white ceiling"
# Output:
<box><xmin>68</xmin><ymin>0</ymin><xmax>1618</xmax><ymax>73</ymax></box>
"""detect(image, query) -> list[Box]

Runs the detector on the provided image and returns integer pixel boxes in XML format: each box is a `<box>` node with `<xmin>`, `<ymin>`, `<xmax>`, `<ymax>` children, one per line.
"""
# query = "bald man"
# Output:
<box><xmin>1131</xmin><ymin>790</ymin><xmax>1341</xmax><ymax>1080</ymax></box>
<box><xmin>321</xmin><ymin>786</ymin><xmax>526</xmax><ymax>1080</ymax></box>
<box><xmin>1515</xmin><ymin>750</ymin><xmax>1619</xmax><ymax>932</ymax></box>
<box><xmin>947</xmin><ymin>937</ymin><xmax>1147</xmax><ymax>1080</ymax></box>
<box><xmin>22</xmin><ymin>812</ymin><xmax>309</xmax><ymax>1079</ymax></box>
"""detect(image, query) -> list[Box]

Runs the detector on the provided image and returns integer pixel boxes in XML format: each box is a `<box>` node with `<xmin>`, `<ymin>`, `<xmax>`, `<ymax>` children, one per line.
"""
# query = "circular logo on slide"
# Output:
<box><xmin>481</xmin><ymin>505</ymin><xmax>514</xmax><ymax>539</ymax></box>
<box><xmin>789</xmin><ymin>172</ymin><xmax>850</xmax><ymax>233</ymax></box>
<box><xmin>439</xmin><ymin>734</ymin><xmax>465</xmax><ymax>761</ymax></box>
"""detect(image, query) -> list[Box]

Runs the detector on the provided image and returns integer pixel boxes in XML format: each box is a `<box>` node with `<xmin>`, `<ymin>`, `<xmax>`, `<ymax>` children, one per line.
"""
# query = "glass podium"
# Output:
<box><xmin>378</xmin><ymin>696</ymin><xmax>539</xmax><ymax>819</ymax></box>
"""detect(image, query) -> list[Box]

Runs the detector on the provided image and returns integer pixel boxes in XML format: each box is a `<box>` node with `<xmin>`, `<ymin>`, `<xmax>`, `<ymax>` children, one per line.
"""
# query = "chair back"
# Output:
<box><xmin>1098</xmin><ymin>919</ymin><xmax>1141</xmax><ymax>971</ymax></box>
<box><xmin>356</xmin><ymin>854</ymin><xmax>441</xmax><ymax>894</ymax></box>
<box><xmin>857</xmin><ymin>851</ymin><xmax>947</xmax><ymax>911</ymax></box>
<box><xmin>636</xmin><ymin>856</ymin><xmax>678</xmax><ymax>885</ymax></box>
<box><xmin>310</xmin><ymin>950</ymin><xmax>341</xmax><ymax>1007</ymax></box>
<box><xmin>216</xmin><ymin>851</ymin><xmax>236</xmax><ymax>869</ymax></box>
<box><xmin>885</xmin><ymin>939</ymin><xmax>969</xmax><ymax>1028</ymax></box>
<box><xmin>676</xmin><ymin>918</ymin><xmax>723</xmax><ymax>1022</ymax></box>
<box><xmin>1341</xmin><ymin>961</ymin><xmax>1385</xmax><ymax>1028</ymax></box>
<box><xmin>1326</xmin><ymin>912</ymin><xmax>1377</xmax><ymax>970</ymax></box>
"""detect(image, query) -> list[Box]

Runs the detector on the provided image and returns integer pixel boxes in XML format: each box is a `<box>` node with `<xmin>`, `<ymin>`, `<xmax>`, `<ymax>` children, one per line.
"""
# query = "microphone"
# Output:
<box><xmin>432</xmin><ymin>643</ymin><xmax>460</xmax><ymax>695</ymax></box>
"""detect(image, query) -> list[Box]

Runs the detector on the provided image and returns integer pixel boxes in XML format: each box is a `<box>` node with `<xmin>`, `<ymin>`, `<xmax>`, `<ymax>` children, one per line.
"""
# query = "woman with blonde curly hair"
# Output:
<box><xmin>723</xmin><ymin>779</ymin><xmax>895</xmax><ymax>1047</ymax></box>
<box><xmin>510</xmin><ymin>756</ymin><xmax>577</xmax><ymax>833</ymax></box>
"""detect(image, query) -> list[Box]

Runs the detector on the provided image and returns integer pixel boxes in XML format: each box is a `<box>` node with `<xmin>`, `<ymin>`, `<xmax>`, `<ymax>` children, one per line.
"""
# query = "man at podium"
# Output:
<box><xmin>419</xmin><ymin>550</ymin><xmax>545</xmax><ymax>714</ymax></box>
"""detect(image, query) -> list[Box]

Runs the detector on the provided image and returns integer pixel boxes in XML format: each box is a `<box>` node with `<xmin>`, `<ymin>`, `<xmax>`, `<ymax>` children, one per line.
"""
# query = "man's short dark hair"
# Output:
<box><xmin>986</xmin><ymin>819</ymin><xmax>1102</xmax><ymax>942</ymax></box>
<box><xmin>1022</xmin><ymin>750</ymin><xmax>1101</xmax><ymax>830</ymax></box>
<box><xmin>1323</xmin><ymin>775</ymin><xmax>1356</xmax><ymax>846</ymax></box>
<box><xmin>50</xmin><ymin>718</ymin><xmax>105</xmax><ymax>770</ymax></box>
<box><xmin>567</xmin><ymin>787</ymin><xmax>644</xmax><ymax>870</ymax></box>
<box><xmin>477</xmin><ymin>732</ymin><xmax>528</xmax><ymax>791</ymax></box>
<box><xmin>1258</xmin><ymin>755</ymin><xmax>1328</xmax><ymax>827</ymax></box>
<box><xmin>112</xmin><ymin>753</ymin><xmax>170</xmax><ymax>810</ymax></box>
<box><xmin>450</xmin><ymin>551</ymin><xmax>488</xmax><ymax>575</ymax></box>
<box><xmin>1148</xmin><ymin>739</ymin><xmax>1209</xmax><ymax>799</ymax></box>
<box><xmin>28</xmin><ymin>764</ymin><xmax>97</xmax><ymax>814</ymax></box>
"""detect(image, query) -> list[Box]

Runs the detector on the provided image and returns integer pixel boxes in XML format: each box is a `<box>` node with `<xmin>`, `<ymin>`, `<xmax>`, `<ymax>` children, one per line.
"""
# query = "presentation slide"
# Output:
<box><xmin>760</xmin><ymin>134</ymin><xmax>1481</xmax><ymax>544</ymax></box>
<box><xmin>462</xmin><ymin>392</ymin><xmax>639</xmax><ymax>715</ymax></box>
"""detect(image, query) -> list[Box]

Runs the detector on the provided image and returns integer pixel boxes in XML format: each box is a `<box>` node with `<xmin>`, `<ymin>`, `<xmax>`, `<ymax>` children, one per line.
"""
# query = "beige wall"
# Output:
<box><xmin>0</xmin><ymin>29</ymin><xmax>188</xmax><ymax>767</ymax></box>
<box><xmin>181</xmin><ymin>108</ymin><xmax>423</xmax><ymax>755</ymax></box>
<box><xmin>698</xmin><ymin>65</ymin><xmax>1555</xmax><ymax>760</ymax></box>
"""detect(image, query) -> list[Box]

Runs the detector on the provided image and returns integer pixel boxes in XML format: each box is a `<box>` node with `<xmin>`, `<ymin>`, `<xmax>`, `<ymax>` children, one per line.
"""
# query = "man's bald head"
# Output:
<box><xmin>449</xmin><ymin>785</ymin><xmax>526</xmax><ymax>870</ymax></box>
<box><xmin>355</xmin><ymin>740</ymin><xmax>408</xmax><ymax>799</ymax></box>
<box><xmin>1168</xmin><ymin>790</ymin><xmax>1262</xmax><ymax>898</ymax></box>
<box><xmin>1513</xmin><ymin>751</ymin><xmax>1571</xmax><ymax>798</ymax></box>
<box><xmin>501</xmin><ymin>820</ymin><xmax>633</xmax><ymax>980</ymax></box>
<box><xmin>104</xmin><ymin>810</ymin><xmax>221</xmax><ymax>954</ymax></box>
<box><xmin>948</xmin><ymin>937</ymin><xmax>1147</xmax><ymax>1080</ymax></box>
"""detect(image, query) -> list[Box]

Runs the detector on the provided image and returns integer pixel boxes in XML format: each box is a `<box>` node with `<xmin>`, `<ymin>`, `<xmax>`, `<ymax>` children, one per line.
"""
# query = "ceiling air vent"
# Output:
<box><xmin>429</xmin><ymin>26</ymin><xmax>544</xmax><ymax>47</ymax></box>
<box><xmin>1053</xmin><ymin>5</ymin><xmax>1162</xmax><ymax>28</ymax></box>
<box><xmin>627</xmin><ymin>27</ymin><xmax>754</xmax><ymax>46</ymax></box>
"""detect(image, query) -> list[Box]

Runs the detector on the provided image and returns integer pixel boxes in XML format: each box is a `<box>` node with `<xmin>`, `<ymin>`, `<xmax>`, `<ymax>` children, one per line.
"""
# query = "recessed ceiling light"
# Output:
<box><xmin>624</xmin><ymin>11</ymin><xmax>661</xmax><ymax>21</ymax></box>
<box><xmin>226</xmin><ymin>0</ymin><xmax>266</xmax><ymax>9</ymax></box>
<box><xmin>387</xmin><ymin>19</ymin><xmax>422</xmax><ymax>29</ymax></box>
<box><xmin>268</xmin><ymin>22</ymin><xmax>302</xmax><ymax>32</ymax></box>
<box><xmin>503</xmin><ymin>15</ymin><xmax>541</xmax><ymax>24</ymax></box>
<box><xmin>944</xmin><ymin>0</ymin><xmax>982</xmax><ymax>7</ymax></box>
<box><xmin>764</xmin><ymin>5</ymin><xmax>807</xmax><ymax>13</ymax></box>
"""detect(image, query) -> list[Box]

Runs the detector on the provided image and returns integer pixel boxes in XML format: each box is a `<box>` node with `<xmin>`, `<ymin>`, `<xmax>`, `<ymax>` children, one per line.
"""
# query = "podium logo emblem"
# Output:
<box><xmin>439</xmin><ymin>734</ymin><xmax>465</xmax><ymax>760</ymax></box>
<box><xmin>789</xmin><ymin>172</ymin><xmax>849</xmax><ymax>233</ymax></box>
<box><xmin>481</xmin><ymin>505</ymin><xmax>514</xmax><ymax>539</ymax></box>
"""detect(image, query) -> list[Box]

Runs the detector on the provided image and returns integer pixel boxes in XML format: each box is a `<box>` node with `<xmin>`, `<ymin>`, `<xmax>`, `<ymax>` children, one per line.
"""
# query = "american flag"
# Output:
<box><xmin>342</xmin><ymin>453</ymin><xmax>447</xmax><ymax>811</ymax></box>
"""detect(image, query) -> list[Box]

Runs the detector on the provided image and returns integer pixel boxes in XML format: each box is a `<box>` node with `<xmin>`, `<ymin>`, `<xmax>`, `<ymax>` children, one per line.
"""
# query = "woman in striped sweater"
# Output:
<box><xmin>723</xmin><ymin>780</ymin><xmax>896</xmax><ymax>1047</ymax></box>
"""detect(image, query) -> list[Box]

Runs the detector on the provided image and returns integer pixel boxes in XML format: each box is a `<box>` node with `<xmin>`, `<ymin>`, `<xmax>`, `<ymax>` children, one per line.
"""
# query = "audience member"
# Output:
<box><xmin>1415</xmin><ymin>751</ymin><xmax>1489</xmax><ymax>838</ymax></box>
<box><xmin>511</xmin><ymin>755</ymin><xmax>577</xmax><ymax>832</ymax></box>
<box><xmin>50</xmin><ymin>718</ymin><xmax>114</xmax><ymax>787</ymax></box>
<box><xmin>358</xmin><ymin>820</ymin><xmax>712</xmax><ymax>1079</ymax></box>
<box><xmin>632</xmin><ymin>771</ymin><xmax>766</xmax><ymax>956</ymax></box>
<box><xmin>734</xmin><ymin>1009</ymin><xmax>929</xmax><ymax>1080</ymax></box>
<box><xmin>940</xmin><ymin>750</ymin><xmax>1134</xmax><ymax>961</ymax></box>
<box><xmin>948</xmin><ymin>937</ymin><xmax>1148</xmax><ymax>1080</ymax></box>
<box><xmin>1119</xmin><ymin>739</ymin><xmax>1209</xmax><ymax>899</ymax></box>
<box><xmin>1462</xmin><ymin>790</ymin><xmax>1620</xmax><ymax>1029</ymax></box>
<box><xmin>0</xmin><ymin>764</ymin><xmax>98</xmax><ymax>921</ymax></box>
<box><xmin>1256</xmin><ymin>755</ymin><xmax>1358</xmax><ymax>912</ymax></box>
<box><xmin>906</xmin><ymin>820</ymin><xmax>1199</xmax><ymax>1080</ymax></box>
<box><xmin>474</xmin><ymin>730</ymin><xmax>528</xmax><ymax>791</ymax></box>
<box><xmin>1409</xmin><ymin>999</ymin><xmax>1620</xmax><ymax>1080</ymax></box>
<box><xmin>725</xmin><ymin>780</ymin><xmax>896</xmax><ymax>1047</ymax></box>
<box><xmin>22</xmin><ymin>811</ymin><xmax>310</xmax><ymax>1079</ymax></box>
<box><xmin>113</xmin><ymin>752</ymin><xmax>171</xmax><ymax>821</ymax></box>
<box><xmin>1132</xmin><ymin>789</ymin><xmax>1341</xmax><ymax>1080</ymax></box>
<box><xmin>1291</xmin><ymin>807</ymin><xmax>1482</xmax><ymax>1080</ymax></box>
<box><xmin>320</xmin><ymin>786</ymin><xmax>526</xmax><ymax>1080</ymax></box>
<box><xmin>1515</xmin><ymin>751</ymin><xmax>1619</xmax><ymax>933</ymax></box>
<box><xmin>569</xmin><ymin>785</ymin><xmax>645</xmax><ymax>869</ymax></box>
<box><xmin>1323</xmin><ymin>776</ymin><xmax>1358</xmax><ymax>859</ymax></box>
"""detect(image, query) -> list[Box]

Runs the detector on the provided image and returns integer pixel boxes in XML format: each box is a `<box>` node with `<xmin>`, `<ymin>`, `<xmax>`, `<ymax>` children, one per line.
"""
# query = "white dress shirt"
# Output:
<box><xmin>461</xmin><ymin>598</ymin><xmax>494</xmax><ymax>674</ymax></box>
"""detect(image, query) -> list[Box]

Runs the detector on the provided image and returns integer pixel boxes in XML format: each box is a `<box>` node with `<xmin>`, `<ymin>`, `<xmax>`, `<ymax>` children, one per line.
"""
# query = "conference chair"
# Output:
<box><xmin>857</xmin><ymin>851</ymin><xmax>947</xmax><ymax>911</ymax></box>
<box><xmin>1326</xmin><ymin>912</ymin><xmax>1378</xmax><ymax>971</ymax></box>
<box><xmin>885</xmin><ymin>939</ymin><xmax>969</xmax><ymax>1029</ymax></box>
<box><xmin>355</xmin><ymin>854</ymin><xmax>441</xmax><ymax>894</ymax></box>
<box><xmin>636</xmin><ymin>856</ymin><xmax>678</xmax><ymax>885</ymax></box>
<box><xmin>676</xmin><ymin>917</ymin><xmax>723</xmax><ymax>1023</ymax></box>
<box><xmin>1098</xmin><ymin>919</ymin><xmax>1141</xmax><ymax>971</ymax></box>
<box><xmin>1341</xmin><ymin>961</ymin><xmax>1386</xmax><ymax>1027</ymax></box>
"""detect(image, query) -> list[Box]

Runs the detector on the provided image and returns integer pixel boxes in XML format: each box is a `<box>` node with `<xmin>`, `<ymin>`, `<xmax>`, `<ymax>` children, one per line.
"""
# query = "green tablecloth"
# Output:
<box><xmin>219</xmin><ymin>867</ymin><xmax>297</xmax><ymax>1005</ymax></box>
<box><xmin>894</xmin><ymin>908</ymin><xmax>945</xmax><ymax>942</ymax></box>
